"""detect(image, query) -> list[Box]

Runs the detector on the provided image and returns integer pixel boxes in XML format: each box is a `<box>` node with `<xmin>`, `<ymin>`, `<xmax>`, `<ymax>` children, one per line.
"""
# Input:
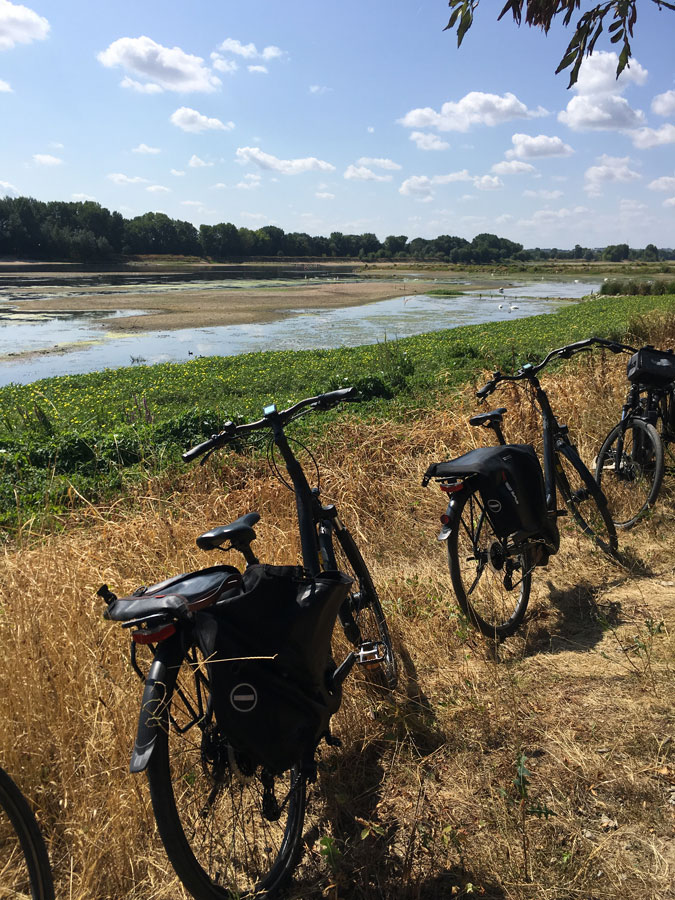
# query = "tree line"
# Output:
<box><xmin>0</xmin><ymin>196</ymin><xmax>672</xmax><ymax>264</ymax></box>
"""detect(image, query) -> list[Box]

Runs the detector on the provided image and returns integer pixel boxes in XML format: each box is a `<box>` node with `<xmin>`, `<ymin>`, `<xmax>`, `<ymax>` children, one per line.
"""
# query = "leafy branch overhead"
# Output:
<box><xmin>445</xmin><ymin>1</ymin><xmax>675</xmax><ymax>87</ymax></box>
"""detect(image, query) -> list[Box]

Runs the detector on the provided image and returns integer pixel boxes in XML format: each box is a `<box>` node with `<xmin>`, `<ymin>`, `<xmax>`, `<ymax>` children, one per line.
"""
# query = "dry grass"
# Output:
<box><xmin>1</xmin><ymin>323</ymin><xmax>674</xmax><ymax>899</ymax></box>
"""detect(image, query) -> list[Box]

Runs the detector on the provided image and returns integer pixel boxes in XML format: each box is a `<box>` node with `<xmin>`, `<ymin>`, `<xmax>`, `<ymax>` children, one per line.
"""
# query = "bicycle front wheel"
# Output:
<box><xmin>0</xmin><ymin>766</ymin><xmax>54</xmax><ymax>900</ymax></box>
<box><xmin>555</xmin><ymin>442</ymin><xmax>618</xmax><ymax>554</ymax></box>
<box><xmin>447</xmin><ymin>484</ymin><xmax>532</xmax><ymax>640</ymax></box>
<box><xmin>595</xmin><ymin>418</ymin><xmax>664</xmax><ymax>529</ymax></box>
<box><xmin>146</xmin><ymin>644</ymin><xmax>307</xmax><ymax>900</ymax></box>
<box><xmin>329</xmin><ymin>524</ymin><xmax>398</xmax><ymax>690</ymax></box>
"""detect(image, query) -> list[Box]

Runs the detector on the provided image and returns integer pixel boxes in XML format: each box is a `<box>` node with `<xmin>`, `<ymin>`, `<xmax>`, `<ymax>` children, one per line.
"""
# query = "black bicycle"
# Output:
<box><xmin>0</xmin><ymin>765</ymin><xmax>54</xmax><ymax>900</ymax></box>
<box><xmin>594</xmin><ymin>343</ymin><xmax>675</xmax><ymax>528</ymax></box>
<box><xmin>423</xmin><ymin>338</ymin><xmax>618</xmax><ymax>640</ymax></box>
<box><xmin>100</xmin><ymin>387</ymin><xmax>396</xmax><ymax>900</ymax></box>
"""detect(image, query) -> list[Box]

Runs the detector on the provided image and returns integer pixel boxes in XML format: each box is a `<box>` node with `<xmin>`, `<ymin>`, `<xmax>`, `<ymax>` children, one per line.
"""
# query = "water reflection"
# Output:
<box><xmin>0</xmin><ymin>279</ymin><xmax>601</xmax><ymax>386</ymax></box>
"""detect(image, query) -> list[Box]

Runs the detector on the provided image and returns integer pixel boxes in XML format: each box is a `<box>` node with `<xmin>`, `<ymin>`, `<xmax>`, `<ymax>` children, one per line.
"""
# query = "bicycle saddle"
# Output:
<box><xmin>469</xmin><ymin>407</ymin><xmax>507</xmax><ymax>428</ymax></box>
<box><xmin>196</xmin><ymin>511</ymin><xmax>261</xmax><ymax>551</ymax></box>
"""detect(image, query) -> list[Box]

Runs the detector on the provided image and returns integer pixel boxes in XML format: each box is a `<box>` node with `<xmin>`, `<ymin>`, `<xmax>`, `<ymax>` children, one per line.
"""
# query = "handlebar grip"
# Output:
<box><xmin>476</xmin><ymin>381</ymin><xmax>495</xmax><ymax>400</ymax></box>
<box><xmin>317</xmin><ymin>386</ymin><xmax>358</xmax><ymax>406</ymax></box>
<box><xmin>182</xmin><ymin>437</ymin><xmax>217</xmax><ymax>462</ymax></box>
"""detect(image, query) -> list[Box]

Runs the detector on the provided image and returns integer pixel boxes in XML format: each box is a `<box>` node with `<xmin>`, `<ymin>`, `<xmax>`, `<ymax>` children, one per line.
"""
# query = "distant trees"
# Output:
<box><xmin>0</xmin><ymin>195</ymin><xmax>672</xmax><ymax>264</ymax></box>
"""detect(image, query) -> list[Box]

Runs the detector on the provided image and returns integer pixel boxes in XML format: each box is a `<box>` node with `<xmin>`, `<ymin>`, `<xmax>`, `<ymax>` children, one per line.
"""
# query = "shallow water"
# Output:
<box><xmin>0</xmin><ymin>279</ymin><xmax>601</xmax><ymax>386</ymax></box>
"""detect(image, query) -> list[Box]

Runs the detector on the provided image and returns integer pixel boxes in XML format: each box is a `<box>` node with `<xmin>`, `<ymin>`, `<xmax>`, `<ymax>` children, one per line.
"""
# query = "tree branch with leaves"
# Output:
<box><xmin>445</xmin><ymin>1</ymin><xmax>675</xmax><ymax>86</ymax></box>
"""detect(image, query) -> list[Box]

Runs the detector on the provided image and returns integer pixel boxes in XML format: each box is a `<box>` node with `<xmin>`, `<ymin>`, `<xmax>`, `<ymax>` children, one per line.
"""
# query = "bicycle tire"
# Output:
<box><xmin>595</xmin><ymin>418</ymin><xmax>664</xmax><ymax>529</ymax></box>
<box><xmin>0</xmin><ymin>765</ymin><xmax>54</xmax><ymax>900</ymax></box>
<box><xmin>146</xmin><ymin>644</ymin><xmax>307</xmax><ymax>900</ymax></box>
<box><xmin>327</xmin><ymin>524</ymin><xmax>398</xmax><ymax>690</ymax></box>
<box><xmin>555</xmin><ymin>442</ymin><xmax>618</xmax><ymax>554</ymax></box>
<box><xmin>447</xmin><ymin>484</ymin><xmax>532</xmax><ymax>640</ymax></box>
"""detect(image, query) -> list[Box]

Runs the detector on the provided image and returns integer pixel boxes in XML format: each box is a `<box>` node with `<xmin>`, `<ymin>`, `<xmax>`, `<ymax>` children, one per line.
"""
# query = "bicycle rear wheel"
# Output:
<box><xmin>447</xmin><ymin>484</ymin><xmax>532</xmax><ymax>640</ymax></box>
<box><xmin>555</xmin><ymin>442</ymin><xmax>618</xmax><ymax>554</ymax></box>
<box><xmin>327</xmin><ymin>524</ymin><xmax>397</xmax><ymax>690</ymax></box>
<box><xmin>146</xmin><ymin>643</ymin><xmax>307</xmax><ymax>900</ymax></box>
<box><xmin>0</xmin><ymin>766</ymin><xmax>54</xmax><ymax>900</ymax></box>
<box><xmin>595</xmin><ymin>418</ymin><xmax>664</xmax><ymax>529</ymax></box>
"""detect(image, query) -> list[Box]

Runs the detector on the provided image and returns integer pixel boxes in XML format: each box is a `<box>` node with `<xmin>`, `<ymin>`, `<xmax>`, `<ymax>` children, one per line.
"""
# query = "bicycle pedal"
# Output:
<box><xmin>357</xmin><ymin>641</ymin><xmax>385</xmax><ymax>669</ymax></box>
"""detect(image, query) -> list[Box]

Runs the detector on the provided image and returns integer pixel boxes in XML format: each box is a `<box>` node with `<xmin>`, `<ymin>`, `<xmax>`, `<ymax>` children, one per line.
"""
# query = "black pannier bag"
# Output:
<box><xmin>194</xmin><ymin>564</ymin><xmax>352</xmax><ymax>774</ymax></box>
<box><xmin>627</xmin><ymin>346</ymin><xmax>675</xmax><ymax>386</ymax></box>
<box><xmin>424</xmin><ymin>444</ymin><xmax>558</xmax><ymax>555</ymax></box>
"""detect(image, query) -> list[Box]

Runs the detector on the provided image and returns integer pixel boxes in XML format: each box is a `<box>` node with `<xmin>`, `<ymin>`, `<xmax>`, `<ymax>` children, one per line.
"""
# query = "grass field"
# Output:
<box><xmin>0</xmin><ymin>297</ymin><xmax>673</xmax><ymax>898</ymax></box>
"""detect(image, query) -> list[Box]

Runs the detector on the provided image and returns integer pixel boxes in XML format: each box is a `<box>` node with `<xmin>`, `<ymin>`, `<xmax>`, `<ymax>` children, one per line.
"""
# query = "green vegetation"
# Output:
<box><xmin>1</xmin><ymin>290</ymin><xmax>675</xmax><ymax>528</ymax></box>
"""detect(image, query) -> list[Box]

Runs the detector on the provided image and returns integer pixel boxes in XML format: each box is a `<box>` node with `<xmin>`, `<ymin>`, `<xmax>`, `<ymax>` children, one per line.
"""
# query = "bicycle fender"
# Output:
<box><xmin>130</xmin><ymin>640</ymin><xmax>182</xmax><ymax>773</ymax></box>
<box><xmin>437</xmin><ymin>499</ymin><xmax>462</xmax><ymax>541</ymax></box>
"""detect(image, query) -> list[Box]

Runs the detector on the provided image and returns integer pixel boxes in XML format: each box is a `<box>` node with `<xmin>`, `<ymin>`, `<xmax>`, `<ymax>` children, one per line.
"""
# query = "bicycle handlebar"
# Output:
<box><xmin>475</xmin><ymin>336</ymin><xmax>637</xmax><ymax>401</ymax></box>
<box><xmin>182</xmin><ymin>387</ymin><xmax>358</xmax><ymax>462</ymax></box>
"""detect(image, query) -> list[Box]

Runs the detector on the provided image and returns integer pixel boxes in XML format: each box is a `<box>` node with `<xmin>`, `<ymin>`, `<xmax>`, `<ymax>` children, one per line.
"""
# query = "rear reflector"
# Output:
<box><xmin>440</xmin><ymin>482</ymin><xmax>463</xmax><ymax>494</ymax></box>
<box><xmin>440</xmin><ymin>513</ymin><xmax>451</xmax><ymax>525</ymax></box>
<box><xmin>132</xmin><ymin>623</ymin><xmax>176</xmax><ymax>644</ymax></box>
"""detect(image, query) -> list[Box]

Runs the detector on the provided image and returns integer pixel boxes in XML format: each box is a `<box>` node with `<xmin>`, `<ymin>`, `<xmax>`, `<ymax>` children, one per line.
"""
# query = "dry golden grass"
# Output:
<box><xmin>1</xmin><ymin>322</ymin><xmax>674</xmax><ymax>899</ymax></box>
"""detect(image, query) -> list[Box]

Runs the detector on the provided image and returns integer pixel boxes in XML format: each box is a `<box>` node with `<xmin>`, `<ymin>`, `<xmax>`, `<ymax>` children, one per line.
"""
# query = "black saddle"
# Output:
<box><xmin>469</xmin><ymin>407</ymin><xmax>507</xmax><ymax>428</ymax></box>
<box><xmin>196</xmin><ymin>512</ymin><xmax>261</xmax><ymax>551</ymax></box>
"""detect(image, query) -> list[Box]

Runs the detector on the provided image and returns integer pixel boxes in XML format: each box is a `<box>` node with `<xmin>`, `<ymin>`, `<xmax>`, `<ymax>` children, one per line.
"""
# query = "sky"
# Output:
<box><xmin>1</xmin><ymin>0</ymin><xmax>674</xmax><ymax>250</ymax></box>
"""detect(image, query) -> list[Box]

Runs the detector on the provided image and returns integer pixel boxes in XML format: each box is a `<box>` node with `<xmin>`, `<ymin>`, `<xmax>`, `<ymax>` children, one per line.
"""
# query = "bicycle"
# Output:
<box><xmin>422</xmin><ymin>338</ymin><xmax>618</xmax><ymax>640</ymax></box>
<box><xmin>0</xmin><ymin>764</ymin><xmax>54</xmax><ymax>900</ymax></box>
<box><xmin>99</xmin><ymin>387</ymin><xmax>397</xmax><ymax>900</ymax></box>
<box><xmin>594</xmin><ymin>342</ymin><xmax>675</xmax><ymax>529</ymax></box>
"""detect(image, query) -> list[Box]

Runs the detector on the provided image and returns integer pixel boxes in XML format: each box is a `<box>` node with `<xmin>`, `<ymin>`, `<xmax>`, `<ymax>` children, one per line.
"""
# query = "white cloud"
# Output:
<box><xmin>72</xmin><ymin>193</ymin><xmax>96</xmax><ymax>201</ymax></box>
<box><xmin>473</xmin><ymin>175</ymin><xmax>502</xmax><ymax>191</ymax></box>
<box><xmin>519</xmin><ymin>206</ymin><xmax>590</xmax><ymax>228</ymax></box>
<box><xmin>120</xmin><ymin>76</ymin><xmax>163</xmax><ymax>94</ymax></box>
<box><xmin>356</xmin><ymin>157</ymin><xmax>401</xmax><ymax>171</ymax></box>
<box><xmin>98</xmin><ymin>36</ymin><xmax>220</xmax><ymax>93</ymax></box>
<box><xmin>33</xmin><ymin>153</ymin><xmax>62</xmax><ymax>166</ymax></box>
<box><xmin>236</xmin><ymin>146</ymin><xmax>335</xmax><ymax>175</ymax></box>
<box><xmin>0</xmin><ymin>0</ymin><xmax>49</xmax><ymax>50</ymax></box>
<box><xmin>399</xmin><ymin>176</ymin><xmax>434</xmax><ymax>201</ymax></box>
<box><xmin>309</xmin><ymin>84</ymin><xmax>331</xmax><ymax>95</ymax></box>
<box><xmin>629</xmin><ymin>124</ymin><xmax>675</xmax><ymax>149</ymax></box>
<box><xmin>107</xmin><ymin>173</ymin><xmax>149</xmax><ymax>185</ymax></box>
<box><xmin>133</xmin><ymin>143</ymin><xmax>160</xmax><ymax>154</ymax></box>
<box><xmin>188</xmin><ymin>154</ymin><xmax>213</xmax><ymax>168</ymax></box>
<box><xmin>398</xmin><ymin>91</ymin><xmax>547</xmax><ymax>133</ymax></box>
<box><xmin>247</xmin><ymin>64</ymin><xmax>267</xmax><ymax>74</ymax></box>
<box><xmin>170</xmin><ymin>106</ymin><xmax>233</xmax><ymax>133</ymax></box>
<box><xmin>211</xmin><ymin>182</ymin><xmax>227</xmax><ymax>189</ymax></box>
<box><xmin>315</xmin><ymin>191</ymin><xmax>335</xmax><ymax>199</ymax></box>
<box><xmin>559</xmin><ymin>52</ymin><xmax>647</xmax><ymax>131</ymax></box>
<box><xmin>236</xmin><ymin>174</ymin><xmax>261</xmax><ymax>189</ymax></box>
<box><xmin>218</xmin><ymin>38</ymin><xmax>284</xmax><ymax>61</ymax></box>
<box><xmin>210</xmin><ymin>55</ymin><xmax>238</xmax><ymax>74</ymax></box>
<box><xmin>344</xmin><ymin>165</ymin><xmax>392</xmax><ymax>182</ymax></box>
<box><xmin>664</xmin><ymin>197</ymin><xmax>675</xmax><ymax>208</ymax></box>
<box><xmin>146</xmin><ymin>184</ymin><xmax>170</xmax><ymax>192</ymax></box>
<box><xmin>648</xmin><ymin>175</ymin><xmax>675</xmax><ymax>192</ymax></box>
<box><xmin>0</xmin><ymin>180</ymin><xmax>18</xmax><ymax>196</ymax></box>
<box><xmin>367</xmin><ymin>126</ymin><xmax>375</xmax><ymax>133</ymax></box>
<box><xmin>491</xmin><ymin>159</ymin><xmax>535</xmax><ymax>175</ymax></box>
<box><xmin>409</xmin><ymin>131</ymin><xmax>449</xmax><ymax>151</ymax></box>
<box><xmin>652</xmin><ymin>90</ymin><xmax>675</xmax><ymax>118</ymax></box>
<box><xmin>574</xmin><ymin>51</ymin><xmax>647</xmax><ymax>96</ymax></box>
<box><xmin>584</xmin><ymin>154</ymin><xmax>641</xmax><ymax>197</ymax></box>
<box><xmin>559</xmin><ymin>94</ymin><xmax>645</xmax><ymax>131</ymax></box>
<box><xmin>523</xmin><ymin>188</ymin><xmax>563</xmax><ymax>199</ymax></box>
<box><xmin>399</xmin><ymin>170</ymin><xmax>474</xmax><ymax>201</ymax></box>
<box><xmin>0</xmin><ymin>78</ymin><xmax>11</xmax><ymax>91</ymax></box>
<box><xmin>170</xmin><ymin>168</ymin><xmax>185</xmax><ymax>176</ymax></box>
<box><xmin>506</xmin><ymin>133</ymin><xmax>574</xmax><ymax>159</ymax></box>
<box><xmin>181</xmin><ymin>200</ymin><xmax>202</xmax><ymax>207</ymax></box>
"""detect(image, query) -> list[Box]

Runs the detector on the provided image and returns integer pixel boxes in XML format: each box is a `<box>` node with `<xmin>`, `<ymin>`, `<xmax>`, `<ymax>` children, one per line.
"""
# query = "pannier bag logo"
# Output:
<box><xmin>230</xmin><ymin>683</ymin><xmax>258</xmax><ymax>713</ymax></box>
<box><xmin>487</xmin><ymin>499</ymin><xmax>502</xmax><ymax>513</ymax></box>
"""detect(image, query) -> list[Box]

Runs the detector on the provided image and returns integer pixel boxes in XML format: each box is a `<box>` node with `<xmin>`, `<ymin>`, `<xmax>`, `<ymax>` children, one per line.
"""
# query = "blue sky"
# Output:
<box><xmin>1</xmin><ymin>0</ymin><xmax>674</xmax><ymax>249</ymax></box>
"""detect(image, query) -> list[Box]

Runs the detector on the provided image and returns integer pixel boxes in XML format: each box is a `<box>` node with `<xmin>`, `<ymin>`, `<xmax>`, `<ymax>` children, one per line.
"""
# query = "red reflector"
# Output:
<box><xmin>440</xmin><ymin>513</ymin><xmax>451</xmax><ymax>525</ymax></box>
<box><xmin>132</xmin><ymin>623</ymin><xmax>176</xmax><ymax>645</ymax></box>
<box><xmin>440</xmin><ymin>482</ymin><xmax>463</xmax><ymax>494</ymax></box>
